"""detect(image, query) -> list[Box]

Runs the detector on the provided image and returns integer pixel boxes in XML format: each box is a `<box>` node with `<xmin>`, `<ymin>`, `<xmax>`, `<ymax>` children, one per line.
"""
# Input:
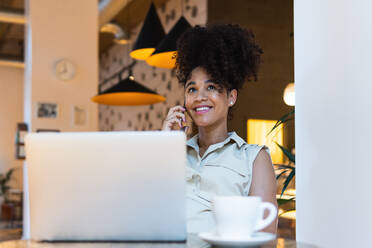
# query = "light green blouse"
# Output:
<box><xmin>186</xmin><ymin>131</ymin><xmax>268</xmax><ymax>233</ymax></box>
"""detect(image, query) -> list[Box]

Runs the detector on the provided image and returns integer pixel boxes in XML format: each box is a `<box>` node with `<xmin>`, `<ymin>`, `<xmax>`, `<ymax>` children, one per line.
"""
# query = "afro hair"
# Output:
<box><xmin>176</xmin><ymin>23</ymin><xmax>263</xmax><ymax>91</ymax></box>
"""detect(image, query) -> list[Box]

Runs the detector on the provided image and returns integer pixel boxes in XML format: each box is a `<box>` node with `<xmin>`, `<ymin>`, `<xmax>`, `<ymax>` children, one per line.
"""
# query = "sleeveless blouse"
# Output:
<box><xmin>186</xmin><ymin>131</ymin><xmax>269</xmax><ymax>233</ymax></box>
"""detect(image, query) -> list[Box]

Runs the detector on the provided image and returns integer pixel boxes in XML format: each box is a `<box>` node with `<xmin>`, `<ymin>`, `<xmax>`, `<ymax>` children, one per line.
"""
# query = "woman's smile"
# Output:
<box><xmin>194</xmin><ymin>105</ymin><xmax>213</xmax><ymax>114</ymax></box>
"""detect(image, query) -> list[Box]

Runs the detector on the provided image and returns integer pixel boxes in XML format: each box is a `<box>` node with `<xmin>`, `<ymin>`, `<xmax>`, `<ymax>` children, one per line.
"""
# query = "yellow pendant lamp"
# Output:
<box><xmin>92</xmin><ymin>65</ymin><xmax>165</xmax><ymax>106</ymax></box>
<box><xmin>146</xmin><ymin>16</ymin><xmax>192</xmax><ymax>69</ymax></box>
<box><xmin>91</xmin><ymin>78</ymin><xmax>165</xmax><ymax>106</ymax></box>
<box><xmin>130</xmin><ymin>2</ymin><xmax>165</xmax><ymax>60</ymax></box>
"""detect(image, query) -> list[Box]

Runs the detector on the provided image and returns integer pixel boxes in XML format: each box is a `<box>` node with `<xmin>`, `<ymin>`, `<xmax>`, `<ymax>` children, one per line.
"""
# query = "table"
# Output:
<box><xmin>0</xmin><ymin>234</ymin><xmax>317</xmax><ymax>248</ymax></box>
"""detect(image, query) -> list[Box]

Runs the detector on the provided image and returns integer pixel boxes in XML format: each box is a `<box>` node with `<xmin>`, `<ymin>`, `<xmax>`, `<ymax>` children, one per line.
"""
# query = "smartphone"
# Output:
<box><xmin>181</xmin><ymin>100</ymin><xmax>191</xmax><ymax>132</ymax></box>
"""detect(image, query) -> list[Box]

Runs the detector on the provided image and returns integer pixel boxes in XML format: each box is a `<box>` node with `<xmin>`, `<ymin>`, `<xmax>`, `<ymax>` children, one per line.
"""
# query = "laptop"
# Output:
<box><xmin>25</xmin><ymin>131</ymin><xmax>186</xmax><ymax>241</ymax></box>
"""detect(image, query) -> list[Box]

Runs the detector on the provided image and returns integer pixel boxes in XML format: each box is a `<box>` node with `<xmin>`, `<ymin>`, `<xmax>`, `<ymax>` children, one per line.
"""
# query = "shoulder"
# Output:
<box><xmin>253</xmin><ymin>147</ymin><xmax>271</xmax><ymax>164</ymax></box>
<box><xmin>253</xmin><ymin>148</ymin><xmax>273</xmax><ymax>177</ymax></box>
<box><xmin>228</xmin><ymin>132</ymin><xmax>270</xmax><ymax>164</ymax></box>
<box><xmin>249</xmin><ymin>146</ymin><xmax>275</xmax><ymax>191</ymax></box>
<box><xmin>248</xmin><ymin>146</ymin><xmax>276</xmax><ymax>193</ymax></box>
<box><xmin>241</xmin><ymin>143</ymin><xmax>270</xmax><ymax>162</ymax></box>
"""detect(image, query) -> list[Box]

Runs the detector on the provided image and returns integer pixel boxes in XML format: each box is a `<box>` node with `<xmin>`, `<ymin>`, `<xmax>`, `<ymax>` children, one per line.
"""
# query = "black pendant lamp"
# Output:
<box><xmin>92</xmin><ymin>72</ymin><xmax>165</xmax><ymax>106</ymax></box>
<box><xmin>130</xmin><ymin>2</ymin><xmax>165</xmax><ymax>61</ymax></box>
<box><xmin>146</xmin><ymin>16</ymin><xmax>191</xmax><ymax>69</ymax></box>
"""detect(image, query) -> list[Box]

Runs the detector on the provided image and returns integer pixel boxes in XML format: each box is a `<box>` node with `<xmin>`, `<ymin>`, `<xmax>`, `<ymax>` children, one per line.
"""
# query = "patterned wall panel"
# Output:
<box><xmin>99</xmin><ymin>0</ymin><xmax>207</xmax><ymax>131</ymax></box>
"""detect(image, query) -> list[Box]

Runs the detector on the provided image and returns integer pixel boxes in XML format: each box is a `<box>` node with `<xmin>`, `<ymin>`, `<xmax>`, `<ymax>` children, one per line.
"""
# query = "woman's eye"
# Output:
<box><xmin>207</xmin><ymin>85</ymin><xmax>216</xmax><ymax>90</ymax></box>
<box><xmin>187</xmin><ymin>87</ymin><xmax>196</xmax><ymax>93</ymax></box>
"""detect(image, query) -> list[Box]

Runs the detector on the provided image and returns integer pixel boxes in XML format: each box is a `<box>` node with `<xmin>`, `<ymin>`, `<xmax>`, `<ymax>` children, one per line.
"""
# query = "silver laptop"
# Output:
<box><xmin>25</xmin><ymin>131</ymin><xmax>186</xmax><ymax>241</ymax></box>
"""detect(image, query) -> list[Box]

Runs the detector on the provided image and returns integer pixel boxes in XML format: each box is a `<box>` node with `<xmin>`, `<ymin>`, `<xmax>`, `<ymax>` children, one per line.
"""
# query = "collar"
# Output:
<box><xmin>186</xmin><ymin>131</ymin><xmax>246</xmax><ymax>151</ymax></box>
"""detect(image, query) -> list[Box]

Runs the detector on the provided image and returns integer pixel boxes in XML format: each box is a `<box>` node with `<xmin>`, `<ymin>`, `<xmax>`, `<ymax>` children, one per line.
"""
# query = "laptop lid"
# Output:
<box><xmin>25</xmin><ymin>131</ymin><xmax>186</xmax><ymax>241</ymax></box>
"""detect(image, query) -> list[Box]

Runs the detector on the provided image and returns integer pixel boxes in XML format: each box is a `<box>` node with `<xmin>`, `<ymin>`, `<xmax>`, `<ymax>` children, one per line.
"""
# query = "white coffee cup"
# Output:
<box><xmin>213</xmin><ymin>196</ymin><xmax>277</xmax><ymax>238</ymax></box>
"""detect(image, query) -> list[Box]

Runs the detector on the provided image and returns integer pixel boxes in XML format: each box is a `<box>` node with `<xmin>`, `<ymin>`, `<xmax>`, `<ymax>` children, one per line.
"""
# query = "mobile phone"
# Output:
<box><xmin>181</xmin><ymin>100</ymin><xmax>191</xmax><ymax>132</ymax></box>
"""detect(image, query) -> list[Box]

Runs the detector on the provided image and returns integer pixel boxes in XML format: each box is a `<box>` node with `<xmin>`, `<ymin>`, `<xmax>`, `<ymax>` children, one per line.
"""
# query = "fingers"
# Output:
<box><xmin>166</xmin><ymin>106</ymin><xmax>185</xmax><ymax>118</ymax></box>
<box><xmin>167</xmin><ymin>117</ymin><xmax>182</xmax><ymax>129</ymax></box>
<box><xmin>170</xmin><ymin>105</ymin><xmax>186</xmax><ymax>112</ymax></box>
<box><xmin>166</xmin><ymin>111</ymin><xmax>186</xmax><ymax>123</ymax></box>
<box><xmin>162</xmin><ymin>105</ymin><xmax>186</xmax><ymax>131</ymax></box>
<box><xmin>163</xmin><ymin>116</ymin><xmax>182</xmax><ymax>131</ymax></box>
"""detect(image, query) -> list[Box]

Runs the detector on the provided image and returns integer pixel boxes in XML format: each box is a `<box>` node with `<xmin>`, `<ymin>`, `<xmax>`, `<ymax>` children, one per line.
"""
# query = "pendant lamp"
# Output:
<box><xmin>130</xmin><ymin>2</ymin><xmax>165</xmax><ymax>60</ymax></box>
<box><xmin>146</xmin><ymin>16</ymin><xmax>191</xmax><ymax>69</ymax></box>
<box><xmin>92</xmin><ymin>73</ymin><xmax>165</xmax><ymax>106</ymax></box>
<box><xmin>100</xmin><ymin>23</ymin><xmax>131</xmax><ymax>45</ymax></box>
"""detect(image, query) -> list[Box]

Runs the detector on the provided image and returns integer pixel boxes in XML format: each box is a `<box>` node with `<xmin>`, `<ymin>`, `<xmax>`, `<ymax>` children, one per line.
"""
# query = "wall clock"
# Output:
<box><xmin>55</xmin><ymin>58</ymin><xmax>76</xmax><ymax>81</ymax></box>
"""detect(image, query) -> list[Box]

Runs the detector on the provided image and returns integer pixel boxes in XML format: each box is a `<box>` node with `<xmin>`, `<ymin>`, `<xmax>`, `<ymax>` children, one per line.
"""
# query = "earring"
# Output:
<box><xmin>230</xmin><ymin>101</ymin><xmax>233</xmax><ymax>106</ymax></box>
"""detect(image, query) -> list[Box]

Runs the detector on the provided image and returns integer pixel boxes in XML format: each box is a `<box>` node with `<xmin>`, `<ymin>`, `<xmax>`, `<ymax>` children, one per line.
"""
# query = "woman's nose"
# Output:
<box><xmin>195</xmin><ymin>88</ymin><xmax>208</xmax><ymax>101</ymax></box>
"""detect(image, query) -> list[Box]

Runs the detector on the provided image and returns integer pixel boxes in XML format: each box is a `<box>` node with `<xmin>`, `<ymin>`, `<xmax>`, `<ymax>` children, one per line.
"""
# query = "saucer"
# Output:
<box><xmin>198</xmin><ymin>231</ymin><xmax>276</xmax><ymax>247</ymax></box>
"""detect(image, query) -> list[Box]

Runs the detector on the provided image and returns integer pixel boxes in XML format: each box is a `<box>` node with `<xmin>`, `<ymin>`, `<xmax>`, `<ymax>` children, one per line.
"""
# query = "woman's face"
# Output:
<box><xmin>184</xmin><ymin>67</ymin><xmax>237</xmax><ymax>128</ymax></box>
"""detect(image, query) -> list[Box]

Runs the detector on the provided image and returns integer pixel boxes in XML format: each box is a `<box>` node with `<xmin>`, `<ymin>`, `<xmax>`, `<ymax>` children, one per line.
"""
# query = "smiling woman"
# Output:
<box><xmin>162</xmin><ymin>24</ymin><xmax>278</xmax><ymax>234</ymax></box>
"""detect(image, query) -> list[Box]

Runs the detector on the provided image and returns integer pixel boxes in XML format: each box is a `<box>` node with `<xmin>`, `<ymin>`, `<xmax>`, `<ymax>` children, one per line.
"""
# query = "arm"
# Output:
<box><xmin>248</xmin><ymin>149</ymin><xmax>278</xmax><ymax>234</ymax></box>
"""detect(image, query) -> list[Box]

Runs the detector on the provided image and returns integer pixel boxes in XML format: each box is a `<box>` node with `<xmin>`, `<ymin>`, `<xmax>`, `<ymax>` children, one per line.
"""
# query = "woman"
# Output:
<box><xmin>162</xmin><ymin>24</ymin><xmax>277</xmax><ymax>234</ymax></box>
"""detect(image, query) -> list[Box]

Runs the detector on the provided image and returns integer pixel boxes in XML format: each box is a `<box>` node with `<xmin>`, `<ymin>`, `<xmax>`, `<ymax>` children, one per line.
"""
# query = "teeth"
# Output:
<box><xmin>196</xmin><ymin>107</ymin><xmax>210</xmax><ymax>111</ymax></box>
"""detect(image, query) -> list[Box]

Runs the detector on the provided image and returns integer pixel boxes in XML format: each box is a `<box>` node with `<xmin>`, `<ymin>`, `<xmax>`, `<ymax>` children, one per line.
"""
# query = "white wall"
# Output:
<box><xmin>0</xmin><ymin>67</ymin><xmax>24</xmax><ymax>190</ymax></box>
<box><xmin>295</xmin><ymin>0</ymin><xmax>372</xmax><ymax>247</ymax></box>
<box><xmin>25</xmin><ymin>0</ymin><xmax>98</xmax><ymax>132</ymax></box>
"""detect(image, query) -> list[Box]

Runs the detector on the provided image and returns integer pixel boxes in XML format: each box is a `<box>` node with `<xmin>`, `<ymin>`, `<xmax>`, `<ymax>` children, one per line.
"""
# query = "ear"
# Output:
<box><xmin>228</xmin><ymin>89</ymin><xmax>237</xmax><ymax>107</ymax></box>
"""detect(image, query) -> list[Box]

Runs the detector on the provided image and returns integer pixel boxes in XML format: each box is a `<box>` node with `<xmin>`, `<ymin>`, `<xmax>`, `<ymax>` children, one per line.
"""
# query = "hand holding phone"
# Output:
<box><xmin>162</xmin><ymin>105</ymin><xmax>187</xmax><ymax>131</ymax></box>
<box><xmin>162</xmin><ymin>103</ymin><xmax>193</xmax><ymax>133</ymax></box>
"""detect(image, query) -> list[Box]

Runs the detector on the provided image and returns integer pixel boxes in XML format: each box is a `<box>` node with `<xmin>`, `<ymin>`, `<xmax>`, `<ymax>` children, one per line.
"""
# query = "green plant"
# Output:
<box><xmin>267</xmin><ymin>110</ymin><xmax>295</xmax><ymax>204</ymax></box>
<box><xmin>0</xmin><ymin>168</ymin><xmax>15</xmax><ymax>202</ymax></box>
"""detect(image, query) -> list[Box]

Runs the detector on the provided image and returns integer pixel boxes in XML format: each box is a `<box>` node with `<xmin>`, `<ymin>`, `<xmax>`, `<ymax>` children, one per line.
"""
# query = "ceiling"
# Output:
<box><xmin>99</xmin><ymin>0</ymin><xmax>169</xmax><ymax>54</ymax></box>
<box><xmin>0</xmin><ymin>0</ymin><xmax>169</xmax><ymax>62</ymax></box>
<box><xmin>0</xmin><ymin>0</ymin><xmax>24</xmax><ymax>61</ymax></box>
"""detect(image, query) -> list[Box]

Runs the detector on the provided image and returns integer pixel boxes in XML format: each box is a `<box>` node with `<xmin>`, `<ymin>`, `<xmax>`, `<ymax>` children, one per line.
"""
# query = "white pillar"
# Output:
<box><xmin>23</xmin><ymin>0</ymin><xmax>99</xmax><ymax>239</ymax></box>
<box><xmin>295</xmin><ymin>0</ymin><xmax>372</xmax><ymax>247</ymax></box>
